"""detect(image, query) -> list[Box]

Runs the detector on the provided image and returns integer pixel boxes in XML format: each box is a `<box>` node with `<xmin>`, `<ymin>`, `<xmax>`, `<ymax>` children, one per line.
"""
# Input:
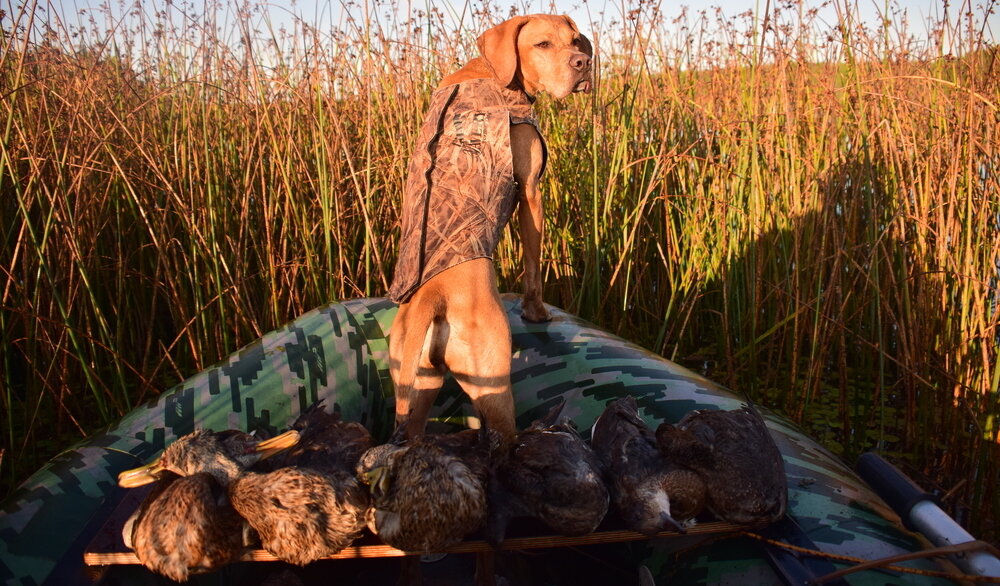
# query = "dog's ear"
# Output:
<box><xmin>477</xmin><ymin>16</ymin><xmax>531</xmax><ymax>87</ymax></box>
<box><xmin>561</xmin><ymin>15</ymin><xmax>594</xmax><ymax>58</ymax></box>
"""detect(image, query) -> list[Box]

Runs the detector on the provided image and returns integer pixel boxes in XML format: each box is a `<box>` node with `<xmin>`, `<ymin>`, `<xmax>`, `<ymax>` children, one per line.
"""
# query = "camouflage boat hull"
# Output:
<box><xmin>0</xmin><ymin>297</ymin><xmax>954</xmax><ymax>585</ymax></box>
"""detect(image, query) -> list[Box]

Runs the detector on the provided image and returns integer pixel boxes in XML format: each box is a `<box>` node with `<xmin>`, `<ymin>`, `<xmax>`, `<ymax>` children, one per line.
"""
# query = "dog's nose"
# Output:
<box><xmin>570</xmin><ymin>53</ymin><xmax>591</xmax><ymax>71</ymax></box>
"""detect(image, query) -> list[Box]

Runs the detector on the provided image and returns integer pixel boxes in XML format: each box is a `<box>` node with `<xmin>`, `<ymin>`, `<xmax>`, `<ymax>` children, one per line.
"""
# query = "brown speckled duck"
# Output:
<box><xmin>118</xmin><ymin>430</ymin><xmax>296</xmax><ymax>580</ymax></box>
<box><xmin>121</xmin><ymin>470</ymin><xmax>243</xmax><ymax>581</ymax></box>
<box><xmin>655</xmin><ymin>404</ymin><xmax>787</xmax><ymax>525</ymax></box>
<box><xmin>591</xmin><ymin>396</ymin><xmax>705</xmax><ymax>535</ymax></box>
<box><xmin>356</xmin><ymin>420</ymin><xmax>498</xmax><ymax>554</ymax></box>
<box><xmin>237</xmin><ymin>403</ymin><xmax>374</xmax><ymax>563</ymax></box>
<box><xmin>487</xmin><ymin>401</ymin><xmax>609</xmax><ymax>545</ymax></box>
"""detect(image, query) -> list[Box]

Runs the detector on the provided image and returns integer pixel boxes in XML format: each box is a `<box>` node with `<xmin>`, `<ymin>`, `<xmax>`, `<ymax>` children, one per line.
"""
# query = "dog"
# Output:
<box><xmin>388</xmin><ymin>14</ymin><xmax>593</xmax><ymax>445</ymax></box>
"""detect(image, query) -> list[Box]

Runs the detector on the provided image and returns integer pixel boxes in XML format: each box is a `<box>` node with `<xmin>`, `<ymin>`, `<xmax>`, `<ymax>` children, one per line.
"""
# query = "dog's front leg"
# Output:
<box><xmin>512</xmin><ymin>123</ymin><xmax>551</xmax><ymax>323</ymax></box>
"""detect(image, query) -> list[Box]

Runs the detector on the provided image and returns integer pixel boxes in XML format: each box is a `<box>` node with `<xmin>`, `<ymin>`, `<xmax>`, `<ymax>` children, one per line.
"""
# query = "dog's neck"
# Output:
<box><xmin>508</xmin><ymin>76</ymin><xmax>537</xmax><ymax>103</ymax></box>
<box><xmin>439</xmin><ymin>58</ymin><xmax>536</xmax><ymax>104</ymax></box>
<box><xmin>498</xmin><ymin>76</ymin><xmax>537</xmax><ymax>106</ymax></box>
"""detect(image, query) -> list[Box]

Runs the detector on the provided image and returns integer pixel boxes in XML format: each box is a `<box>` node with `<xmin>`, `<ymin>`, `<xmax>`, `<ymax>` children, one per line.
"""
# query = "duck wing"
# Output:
<box><xmin>661</xmin><ymin>405</ymin><xmax>786</xmax><ymax>524</ymax></box>
<box><xmin>272</xmin><ymin>403</ymin><xmax>375</xmax><ymax>473</ymax></box>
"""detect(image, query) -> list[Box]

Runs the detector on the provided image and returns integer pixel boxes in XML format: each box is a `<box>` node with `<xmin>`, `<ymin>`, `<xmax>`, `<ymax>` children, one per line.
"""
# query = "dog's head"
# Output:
<box><xmin>478</xmin><ymin>14</ymin><xmax>593</xmax><ymax>99</ymax></box>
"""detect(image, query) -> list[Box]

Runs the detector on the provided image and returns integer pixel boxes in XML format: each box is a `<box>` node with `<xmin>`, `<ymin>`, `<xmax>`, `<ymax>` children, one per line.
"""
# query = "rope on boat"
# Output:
<box><xmin>86</xmin><ymin>520</ymin><xmax>752</xmax><ymax>565</ymax></box>
<box><xmin>742</xmin><ymin>531</ymin><xmax>1000</xmax><ymax>584</ymax></box>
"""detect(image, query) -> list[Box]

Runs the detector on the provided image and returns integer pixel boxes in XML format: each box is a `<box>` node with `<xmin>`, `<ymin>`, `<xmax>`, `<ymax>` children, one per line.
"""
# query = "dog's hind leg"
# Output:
<box><xmin>389</xmin><ymin>301</ymin><xmax>446</xmax><ymax>438</ymax></box>
<box><xmin>390</xmin><ymin>260</ymin><xmax>517</xmax><ymax>443</ymax></box>
<box><xmin>441</xmin><ymin>289</ymin><xmax>517</xmax><ymax>444</ymax></box>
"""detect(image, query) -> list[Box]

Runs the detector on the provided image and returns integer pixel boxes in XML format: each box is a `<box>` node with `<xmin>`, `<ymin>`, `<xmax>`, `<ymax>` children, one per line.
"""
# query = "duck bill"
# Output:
<box><xmin>118</xmin><ymin>459</ymin><xmax>165</xmax><ymax>488</ymax></box>
<box><xmin>362</xmin><ymin>466</ymin><xmax>390</xmax><ymax>499</ymax></box>
<box><xmin>253</xmin><ymin>429</ymin><xmax>300</xmax><ymax>459</ymax></box>
<box><xmin>660</xmin><ymin>512</ymin><xmax>687</xmax><ymax>534</ymax></box>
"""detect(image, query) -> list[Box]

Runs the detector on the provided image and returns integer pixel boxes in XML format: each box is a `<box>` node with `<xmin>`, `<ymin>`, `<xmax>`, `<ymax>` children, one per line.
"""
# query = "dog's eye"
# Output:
<box><xmin>535</xmin><ymin>40</ymin><xmax>552</xmax><ymax>48</ymax></box>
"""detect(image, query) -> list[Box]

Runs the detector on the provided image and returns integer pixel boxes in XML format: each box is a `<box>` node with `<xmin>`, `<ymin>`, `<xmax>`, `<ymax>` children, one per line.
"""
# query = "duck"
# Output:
<box><xmin>264</xmin><ymin>401</ymin><xmax>374</xmax><ymax>475</ymax></box>
<box><xmin>356</xmin><ymin>419</ymin><xmax>498</xmax><ymax>554</ymax></box>
<box><xmin>118</xmin><ymin>429</ymin><xmax>295</xmax><ymax>581</ymax></box>
<box><xmin>234</xmin><ymin>403</ymin><xmax>374</xmax><ymax>563</ymax></box>
<box><xmin>122</xmin><ymin>471</ymin><xmax>243</xmax><ymax>581</ymax></box>
<box><xmin>487</xmin><ymin>400</ymin><xmax>609</xmax><ymax>545</ymax></box>
<box><xmin>591</xmin><ymin>396</ymin><xmax>706</xmax><ymax>535</ymax></box>
<box><xmin>655</xmin><ymin>404</ymin><xmax>787</xmax><ymax>525</ymax></box>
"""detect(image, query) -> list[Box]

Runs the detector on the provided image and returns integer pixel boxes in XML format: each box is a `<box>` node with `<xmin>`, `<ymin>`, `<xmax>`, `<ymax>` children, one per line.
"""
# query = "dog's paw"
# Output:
<box><xmin>520</xmin><ymin>299</ymin><xmax>552</xmax><ymax>323</ymax></box>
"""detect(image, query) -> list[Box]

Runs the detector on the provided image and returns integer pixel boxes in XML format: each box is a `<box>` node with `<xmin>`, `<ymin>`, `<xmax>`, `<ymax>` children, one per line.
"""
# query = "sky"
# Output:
<box><xmin>342</xmin><ymin>0</ymin><xmax>995</xmax><ymax>37</ymax></box>
<box><xmin>34</xmin><ymin>0</ymin><xmax>1000</xmax><ymax>54</ymax></box>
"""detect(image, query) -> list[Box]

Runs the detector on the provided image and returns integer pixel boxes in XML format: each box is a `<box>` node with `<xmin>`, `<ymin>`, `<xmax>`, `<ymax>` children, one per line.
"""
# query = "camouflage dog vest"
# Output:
<box><xmin>388</xmin><ymin>77</ymin><xmax>545</xmax><ymax>303</ymax></box>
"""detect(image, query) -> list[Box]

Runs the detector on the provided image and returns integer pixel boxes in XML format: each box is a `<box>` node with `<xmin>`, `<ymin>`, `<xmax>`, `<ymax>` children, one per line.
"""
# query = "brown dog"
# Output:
<box><xmin>388</xmin><ymin>15</ymin><xmax>593</xmax><ymax>443</ymax></box>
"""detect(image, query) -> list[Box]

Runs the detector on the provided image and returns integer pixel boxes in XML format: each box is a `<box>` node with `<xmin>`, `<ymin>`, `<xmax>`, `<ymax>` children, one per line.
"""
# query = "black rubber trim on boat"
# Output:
<box><xmin>42</xmin><ymin>475</ymin><xmax>129</xmax><ymax>586</ymax></box>
<box><xmin>856</xmin><ymin>452</ymin><xmax>937</xmax><ymax>532</ymax></box>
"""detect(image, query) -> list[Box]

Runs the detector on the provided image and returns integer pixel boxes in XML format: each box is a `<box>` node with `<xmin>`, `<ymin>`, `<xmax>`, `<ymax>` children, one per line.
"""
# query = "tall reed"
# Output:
<box><xmin>1</xmin><ymin>0</ymin><xmax>997</xmax><ymax>538</ymax></box>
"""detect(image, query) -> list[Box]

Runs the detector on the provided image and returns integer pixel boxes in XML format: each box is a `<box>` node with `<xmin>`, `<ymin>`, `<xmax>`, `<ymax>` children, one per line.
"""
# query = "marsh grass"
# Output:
<box><xmin>2</xmin><ymin>0</ymin><xmax>998</xmax><ymax>538</ymax></box>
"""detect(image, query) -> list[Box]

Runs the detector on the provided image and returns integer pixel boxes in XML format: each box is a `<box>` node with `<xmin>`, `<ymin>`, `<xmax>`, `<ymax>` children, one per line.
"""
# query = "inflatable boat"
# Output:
<box><xmin>0</xmin><ymin>296</ymin><xmax>991</xmax><ymax>585</ymax></box>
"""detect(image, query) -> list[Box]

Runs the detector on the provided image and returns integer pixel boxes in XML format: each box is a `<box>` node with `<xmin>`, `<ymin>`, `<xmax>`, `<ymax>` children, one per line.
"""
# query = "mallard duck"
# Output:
<box><xmin>655</xmin><ymin>404</ymin><xmax>787</xmax><ymax>525</ymax></box>
<box><xmin>118</xmin><ymin>430</ymin><xmax>295</xmax><ymax>581</ymax></box>
<box><xmin>356</xmin><ymin>420</ymin><xmax>498</xmax><ymax>554</ymax></box>
<box><xmin>233</xmin><ymin>404</ymin><xmax>374</xmax><ymax>564</ymax></box>
<box><xmin>122</xmin><ymin>470</ymin><xmax>243</xmax><ymax>581</ymax></box>
<box><xmin>591</xmin><ymin>396</ymin><xmax>705</xmax><ymax>535</ymax></box>
<box><xmin>487</xmin><ymin>401</ymin><xmax>609</xmax><ymax>545</ymax></box>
